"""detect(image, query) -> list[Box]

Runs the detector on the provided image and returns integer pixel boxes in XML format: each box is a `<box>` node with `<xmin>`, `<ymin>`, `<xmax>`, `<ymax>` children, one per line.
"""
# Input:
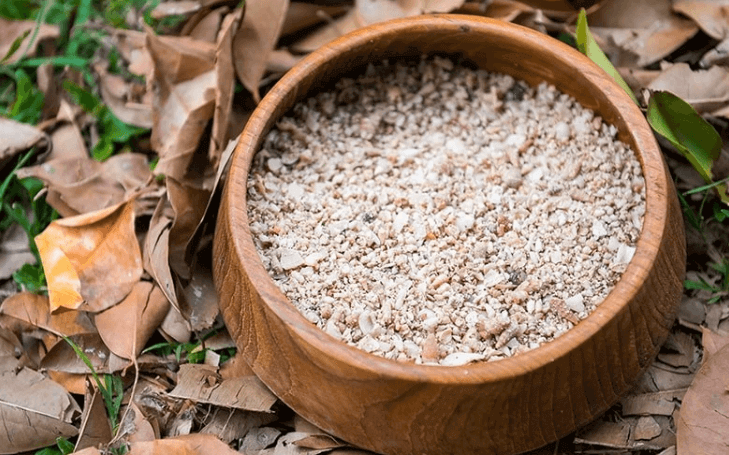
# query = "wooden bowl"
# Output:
<box><xmin>214</xmin><ymin>14</ymin><xmax>685</xmax><ymax>455</ymax></box>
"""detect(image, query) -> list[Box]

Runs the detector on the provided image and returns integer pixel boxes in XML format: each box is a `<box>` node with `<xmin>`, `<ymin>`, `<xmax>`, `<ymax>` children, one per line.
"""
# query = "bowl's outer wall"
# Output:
<box><xmin>213</xmin><ymin>15</ymin><xmax>686</xmax><ymax>455</ymax></box>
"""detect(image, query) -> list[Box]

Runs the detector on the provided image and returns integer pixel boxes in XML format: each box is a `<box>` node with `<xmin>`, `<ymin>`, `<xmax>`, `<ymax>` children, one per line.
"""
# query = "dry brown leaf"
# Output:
<box><xmin>588</xmin><ymin>0</ymin><xmax>698</xmax><ymax>67</ymax></box>
<box><xmin>647</xmin><ymin>63</ymin><xmax>729</xmax><ymax>114</ymax></box>
<box><xmin>47</xmin><ymin>370</ymin><xmax>88</xmax><ymax>395</ymax></box>
<box><xmin>35</xmin><ymin>201</ymin><xmax>143</xmax><ymax>312</ymax></box>
<box><xmin>294</xmin><ymin>434</ymin><xmax>347</xmax><ymax>451</ymax></box>
<box><xmin>219</xmin><ymin>352</ymin><xmax>255</xmax><ymax>378</ymax></box>
<box><xmin>97</xmin><ymin>66</ymin><xmax>153</xmax><ymax>129</ymax></box>
<box><xmin>112</xmin><ymin>30</ymin><xmax>153</xmax><ymax>77</ymax></box>
<box><xmin>37</xmin><ymin>62</ymin><xmax>60</xmax><ymax>120</ymax></box>
<box><xmin>41</xmin><ymin>333</ymin><xmax>130</xmax><ymax>374</ymax></box>
<box><xmin>169</xmin><ymin>363</ymin><xmax>277</xmax><ymax>412</ymax></box>
<box><xmin>656</xmin><ymin>331</ymin><xmax>698</xmax><ymax>369</ymax></box>
<box><xmin>676</xmin><ymin>343</ymin><xmax>729</xmax><ymax>454</ymax></box>
<box><xmin>209</xmin><ymin>8</ymin><xmax>242</xmax><ymax>163</ymax></box>
<box><xmin>701</xmin><ymin>326</ymin><xmax>729</xmax><ymax>357</ymax></box>
<box><xmin>272</xmin><ymin>432</ymin><xmax>333</xmax><ymax>455</ymax></box>
<box><xmin>128</xmin><ymin>433</ymin><xmax>241</xmax><ymax>455</ymax></box>
<box><xmin>0</xmin><ymin>223</ymin><xmax>36</xmax><ymax>281</ymax></box>
<box><xmin>267</xmin><ymin>49</ymin><xmax>304</xmax><ymax>73</ymax></box>
<box><xmin>147</xmin><ymin>29</ymin><xmax>217</xmax><ymax>181</ymax></box>
<box><xmin>181</xmin><ymin>262</ymin><xmax>218</xmax><ymax>331</ymax></box>
<box><xmin>233</xmin><ymin>0</ymin><xmax>289</xmax><ymax>102</ymax></box>
<box><xmin>144</xmin><ymin>192</ymin><xmax>180</xmax><ymax>309</ymax></box>
<box><xmin>620</xmin><ymin>389</ymin><xmax>686</xmax><ymax>416</ymax></box>
<box><xmin>200</xmin><ymin>408</ymin><xmax>277</xmax><ymax>443</ymax></box>
<box><xmin>0</xmin><ymin>117</ymin><xmax>47</xmax><ymax>163</ymax></box>
<box><xmin>0</xmin><ymin>326</ymin><xmax>23</xmax><ymax>357</ymax></box>
<box><xmin>291</xmin><ymin>0</ymin><xmax>463</xmax><ymax>53</ymax></box>
<box><xmin>0</xmin><ymin>292</ymin><xmax>96</xmax><ymax>337</ymax></box>
<box><xmin>16</xmin><ymin>153</ymin><xmax>152</xmax><ymax>217</ymax></box>
<box><xmin>95</xmin><ymin>281</ymin><xmax>170</xmax><ymax>360</ymax></box>
<box><xmin>159</xmin><ymin>304</ymin><xmax>192</xmax><ymax>342</ymax></box>
<box><xmin>0</xmin><ymin>356</ymin><xmax>80</xmax><ymax>454</ymax></box>
<box><xmin>74</xmin><ymin>381</ymin><xmax>113</xmax><ymax>451</ymax></box>
<box><xmin>121</xmin><ymin>401</ymin><xmax>158</xmax><ymax>443</ymax></box>
<box><xmin>455</xmin><ymin>0</ymin><xmax>535</xmax><ymax>23</ymax></box>
<box><xmin>673</xmin><ymin>0</ymin><xmax>729</xmax><ymax>40</ymax></box>
<box><xmin>574</xmin><ymin>420</ymin><xmax>631</xmax><ymax>448</ymax></box>
<box><xmin>152</xmin><ymin>0</ymin><xmax>203</xmax><ymax>19</ymax></box>
<box><xmin>241</xmin><ymin>426</ymin><xmax>281</xmax><ymax>453</ymax></box>
<box><xmin>281</xmin><ymin>2</ymin><xmax>350</xmax><ymax>37</ymax></box>
<box><xmin>186</xmin><ymin>6</ymin><xmax>227</xmax><ymax>42</ymax></box>
<box><xmin>71</xmin><ymin>447</ymin><xmax>103</xmax><ymax>455</ymax></box>
<box><xmin>0</xmin><ymin>17</ymin><xmax>59</xmax><ymax>64</ymax></box>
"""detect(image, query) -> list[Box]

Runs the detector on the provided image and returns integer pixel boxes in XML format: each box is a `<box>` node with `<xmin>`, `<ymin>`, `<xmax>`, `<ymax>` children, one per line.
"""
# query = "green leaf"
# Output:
<box><xmin>13</xmin><ymin>262</ymin><xmax>45</xmax><ymax>293</ymax></box>
<box><xmin>8</xmin><ymin>68</ymin><xmax>44</xmax><ymax>124</ymax></box>
<box><xmin>0</xmin><ymin>29</ymin><xmax>30</xmax><ymax>63</ymax></box>
<box><xmin>684</xmin><ymin>279</ymin><xmax>715</xmax><ymax>292</ymax></box>
<box><xmin>575</xmin><ymin>9</ymin><xmax>639</xmax><ymax>105</ymax></box>
<box><xmin>646</xmin><ymin>91</ymin><xmax>727</xmax><ymax>202</ymax></box>
<box><xmin>55</xmin><ymin>437</ymin><xmax>74</xmax><ymax>455</ymax></box>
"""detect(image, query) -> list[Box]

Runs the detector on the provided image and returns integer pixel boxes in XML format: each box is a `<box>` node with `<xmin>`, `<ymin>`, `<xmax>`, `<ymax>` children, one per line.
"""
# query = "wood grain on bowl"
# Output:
<box><xmin>213</xmin><ymin>14</ymin><xmax>685</xmax><ymax>455</ymax></box>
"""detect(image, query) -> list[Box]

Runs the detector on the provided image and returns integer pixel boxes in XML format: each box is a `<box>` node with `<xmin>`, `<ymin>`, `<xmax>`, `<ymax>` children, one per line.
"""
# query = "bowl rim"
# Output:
<box><xmin>223</xmin><ymin>13</ymin><xmax>669</xmax><ymax>384</ymax></box>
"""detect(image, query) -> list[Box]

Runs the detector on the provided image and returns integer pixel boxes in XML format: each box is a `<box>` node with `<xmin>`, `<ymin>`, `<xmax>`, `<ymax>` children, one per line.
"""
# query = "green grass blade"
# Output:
<box><xmin>1</xmin><ymin>30</ymin><xmax>31</xmax><ymax>63</ymax></box>
<box><xmin>575</xmin><ymin>9</ymin><xmax>639</xmax><ymax>105</ymax></box>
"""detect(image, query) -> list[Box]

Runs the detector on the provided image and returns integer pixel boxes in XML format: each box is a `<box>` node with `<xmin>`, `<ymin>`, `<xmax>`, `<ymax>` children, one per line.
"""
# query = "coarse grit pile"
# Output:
<box><xmin>247</xmin><ymin>56</ymin><xmax>645</xmax><ymax>366</ymax></box>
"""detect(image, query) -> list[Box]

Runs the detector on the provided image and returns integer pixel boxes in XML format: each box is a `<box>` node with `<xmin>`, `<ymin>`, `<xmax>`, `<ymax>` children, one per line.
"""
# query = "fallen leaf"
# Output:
<box><xmin>166</xmin><ymin>178</ymin><xmax>211</xmax><ymax>280</ymax></box>
<box><xmin>0</xmin><ymin>223</ymin><xmax>36</xmax><ymax>281</ymax></box>
<box><xmin>180</xmin><ymin>252</ymin><xmax>218</xmax><ymax>332</ymax></box>
<box><xmin>120</xmin><ymin>401</ymin><xmax>158</xmax><ymax>443</ymax></box>
<box><xmin>0</xmin><ymin>356</ymin><xmax>80</xmax><ymax>454</ymax></box>
<box><xmin>281</xmin><ymin>2</ymin><xmax>350</xmax><ymax>37</ymax></box>
<box><xmin>620</xmin><ymin>389</ymin><xmax>686</xmax><ymax>416</ymax></box>
<box><xmin>41</xmin><ymin>333</ymin><xmax>130</xmax><ymax>374</ymax></box>
<box><xmin>0</xmin><ymin>17</ymin><xmax>59</xmax><ymax>64</ymax></box>
<box><xmin>676</xmin><ymin>344</ymin><xmax>729</xmax><ymax>454</ymax></box>
<box><xmin>74</xmin><ymin>380</ymin><xmax>113</xmax><ymax>451</ymax></box>
<box><xmin>209</xmin><ymin>8</ymin><xmax>242</xmax><ymax>163</ymax></box>
<box><xmin>185</xmin><ymin>6</ymin><xmax>227</xmax><ymax>43</ymax></box>
<box><xmin>35</xmin><ymin>200</ymin><xmax>143</xmax><ymax>312</ymax></box>
<box><xmin>37</xmin><ymin>62</ymin><xmax>60</xmax><ymax>120</ymax></box>
<box><xmin>151</xmin><ymin>0</ymin><xmax>203</xmax><ymax>19</ymax></box>
<box><xmin>159</xmin><ymin>304</ymin><xmax>192</xmax><ymax>343</ymax></box>
<box><xmin>0</xmin><ymin>292</ymin><xmax>96</xmax><ymax>336</ymax></box>
<box><xmin>241</xmin><ymin>426</ymin><xmax>281</xmax><ymax>453</ymax></box>
<box><xmin>587</xmin><ymin>0</ymin><xmax>699</xmax><ymax>67</ymax></box>
<box><xmin>144</xmin><ymin>192</ymin><xmax>180</xmax><ymax>310</ymax></box>
<box><xmin>200</xmin><ymin>408</ymin><xmax>277</xmax><ymax>443</ymax></box>
<box><xmin>169</xmin><ymin>363</ymin><xmax>277</xmax><ymax>412</ymax></box>
<box><xmin>267</xmin><ymin>49</ymin><xmax>304</xmax><ymax>74</ymax></box>
<box><xmin>272</xmin><ymin>432</ymin><xmax>333</xmax><ymax>455</ymax></box>
<box><xmin>291</xmin><ymin>0</ymin><xmax>463</xmax><ymax>53</ymax></box>
<box><xmin>219</xmin><ymin>352</ymin><xmax>255</xmax><ymax>379</ymax></box>
<box><xmin>0</xmin><ymin>117</ymin><xmax>47</xmax><ymax>163</ymax></box>
<box><xmin>701</xmin><ymin>326</ymin><xmax>729</xmax><ymax>357</ymax></box>
<box><xmin>574</xmin><ymin>420</ymin><xmax>631</xmax><ymax>448</ymax></box>
<box><xmin>147</xmin><ymin>29</ymin><xmax>217</xmax><ymax>181</ymax></box>
<box><xmin>657</xmin><ymin>331</ymin><xmax>698</xmax><ymax>369</ymax></box>
<box><xmin>633</xmin><ymin>416</ymin><xmax>663</xmax><ymax>441</ymax></box>
<box><xmin>97</xmin><ymin>66</ymin><xmax>153</xmax><ymax>129</ymax></box>
<box><xmin>455</xmin><ymin>0</ymin><xmax>534</xmax><ymax>23</ymax></box>
<box><xmin>647</xmin><ymin>63</ymin><xmax>729</xmax><ymax>114</ymax></box>
<box><xmin>294</xmin><ymin>434</ymin><xmax>347</xmax><ymax>450</ymax></box>
<box><xmin>233</xmin><ymin>0</ymin><xmax>289</xmax><ymax>102</ymax></box>
<box><xmin>43</xmin><ymin>101</ymin><xmax>89</xmax><ymax>164</ymax></box>
<box><xmin>128</xmin><ymin>433</ymin><xmax>241</xmax><ymax>455</ymax></box>
<box><xmin>112</xmin><ymin>29</ymin><xmax>153</xmax><ymax>77</ymax></box>
<box><xmin>673</xmin><ymin>0</ymin><xmax>729</xmax><ymax>40</ymax></box>
<box><xmin>0</xmin><ymin>326</ymin><xmax>23</xmax><ymax>357</ymax></box>
<box><xmin>47</xmin><ymin>370</ymin><xmax>88</xmax><ymax>395</ymax></box>
<box><xmin>95</xmin><ymin>281</ymin><xmax>170</xmax><ymax>360</ymax></box>
<box><xmin>16</xmin><ymin>153</ymin><xmax>152</xmax><ymax>217</ymax></box>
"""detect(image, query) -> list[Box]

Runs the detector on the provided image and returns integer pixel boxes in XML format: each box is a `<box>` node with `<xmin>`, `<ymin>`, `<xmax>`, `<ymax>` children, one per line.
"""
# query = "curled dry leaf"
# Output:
<box><xmin>147</xmin><ymin>29</ymin><xmax>217</xmax><ymax>181</ymax></box>
<box><xmin>97</xmin><ymin>65</ymin><xmax>153</xmax><ymax>129</ymax></box>
<box><xmin>0</xmin><ymin>356</ymin><xmax>80</xmax><ymax>454</ymax></box>
<box><xmin>35</xmin><ymin>201</ymin><xmax>143</xmax><ymax>312</ymax></box>
<box><xmin>16</xmin><ymin>153</ymin><xmax>152</xmax><ymax>217</ymax></box>
<box><xmin>95</xmin><ymin>281</ymin><xmax>170</xmax><ymax>360</ymax></box>
<box><xmin>587</xmin><ymin>0</ymin><xmax>698</xmax><ymax>67</ymax></box>
<box><xmin>185</xmin><ymin>6</ymin><xmax>228</xmax><ymax>43</ymax></box>
<box><xmin>41</xmin><ymin>333</ymin><xmax>130</xmax><ymax>374</ymax></box>
<box><xmin>455</xmin><ymin>0</ymin><xmax>535</xmax><ymax>23</ymax></box>
<box><xmin>0</xmin><ymin>17</ymin><xmax>59</xmax><ymax>64</ymax></box>
<box><xmin>701</xmin><ymin>326</ymin><xmax>729</xmax><ymax>358</ymax></box>
<box><xmin>673</xmin><ymin>0</ymin><xmax>729</xmax><ymax>40</ymax></box>
<box><xmin>74</xmin><ymin>381</ymin><xmax>113</xmax><ymax>451</ymax></box>
<box><xmin>127</xmin><ymin>433</ymin><xmax>241</xmax><ymax>455</ymax></box>
<box><xmin>677</xmin><ymin>343</ymin><xmax>729</xmax><ymax>454</ymax></box>
<box><xmin>291</xmin><ymin>0</ymin><xmax>464</xmax><ymax>53</ymax></box>
<box><xmin>200</xmin><ymin>408</ymin><xmax>277</xmax><ymax>443</ymax></box>
<box><xmin>112</xmin><ymin>29</ymin><xmax>153</xmax><ymax>77</ymax></box>
<box><xmin>44</xmin><ymin>100</ymin><xmax>88</xmax><ymax>163</ymax></box>
<box><xmin>233</xmin><ymin>0</ymin><xmax>289</xmax><ymax>102</ymax></box>
<box><xmin>209</xmin><ymin>8</ymin><xmax>242</xmax><ymax>164</ymax></box>
<box><xmin>0</xmin><ymin>117</ymin><xmax>47</xmax><ymax>163</ymax></box>
<box><xmin>280</xmin><ymin>2</ymin><xmax>350</xmax><ymax>37</ymax></box>
<box><xmin>169</xmin><ymin>363</ymin><xmax>277</xmax><ymax>412</ymax></box>
<box><xmin>144</xmin><ymin>191</ymin><xmax>179</xmax><ymax>309</ymax></box>
<box><xmin>647</xmin><ymin>63</ymin><xmax>729</xmax><ymax>115</ymax></box>
<box><xmin>122</xmin><ymin>401</ymin><xmax>158</xmax><ymax>443</ymax></box>
<box><xmin>151</xmin><ymin>0</ymin><xmax>203</xmax><ymax>19</ymax></box>
<box><xmin>0</xmin><ymin>292</ymin><xmax>96</xmax><ymax>337</ymax></box>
